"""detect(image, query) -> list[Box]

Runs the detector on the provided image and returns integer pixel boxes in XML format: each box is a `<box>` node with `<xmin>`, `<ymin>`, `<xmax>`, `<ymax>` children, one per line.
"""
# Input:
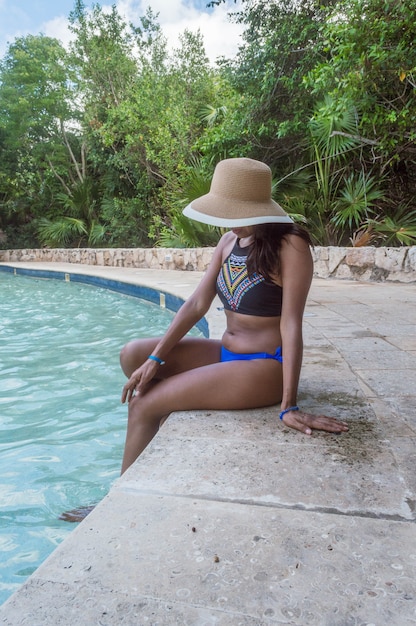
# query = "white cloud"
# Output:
<box><xmin>119</xmin><ymin>0</ymin><xmax>206</xmax><ymax>24</ymax></box>
<box><xmin>42</xmin><ymin>16</ymin><xmax>72</xmax><ymax>48</ymax></box>
<box><xmin>118</xmin><ymin>0</ymin><xmax>244</xmax><ymax>63</ymax></box>
<box><xmin>160</xmin><ymin>4</ymin><xmax>243</xmax><ymax>62</ymax></box>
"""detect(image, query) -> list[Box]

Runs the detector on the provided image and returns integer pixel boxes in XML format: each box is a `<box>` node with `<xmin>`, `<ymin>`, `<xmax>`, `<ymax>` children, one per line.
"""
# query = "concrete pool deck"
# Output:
<box><xmin>0</xmin><ymin>262</ymin><xmax>415</xmax><ymax>625</ymax></box>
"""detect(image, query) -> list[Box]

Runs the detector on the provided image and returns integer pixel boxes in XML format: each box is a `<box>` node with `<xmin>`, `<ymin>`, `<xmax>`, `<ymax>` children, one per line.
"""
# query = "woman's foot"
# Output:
<box><xmin>59</xmin><ymin>505</ymin><xmax>95</xmax><ymax>522</ymax></box>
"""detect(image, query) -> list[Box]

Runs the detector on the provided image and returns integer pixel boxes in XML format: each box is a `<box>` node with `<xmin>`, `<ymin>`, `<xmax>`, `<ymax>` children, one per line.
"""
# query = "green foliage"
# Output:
<box><xmin>218</xmin><ymin>0</ymin><xmax>335</xmax><ymax>162</ymax></box>
<box><xmin>0</xmin><ymin>33</ymin><xmax>83</xmax><ymax>227</ymax></box>
<box><xmin>68</xmin><ymin>6</ymin><xmax>219</xmax><ymax>244</ymax></box>
<box><xmin>37</xmin><ymin>217</ymin><xmax>87</xmax><ymax>247</ymax></box>
<box><xmin>37</xmin><ymin>216</ymin><xmax>107</xmax><ymax>248</ymax></box>
<box><xmin>304</xmin><ymin>0</ymin><xmax>416</xmax><ymax>169</ymax></box>
<box><xmin>309</xmin><ymin>97</ymin><xmax>363</xmax><ymax>211</ymax></box>
<box><xmin>197</xmin><ymin>104</ymin><xmax>228</xmax><ymax>127</ymax></box>
<box><xmin>369</xmin><ymin>204</ymin><xmax>416</xmax><ymax>246</ymax></box>
<box><xmin>0</xmin><ymin>34</ymin><xmax>76</xmax><ymax>144</ymax></box>
<box><xmin>332</xmin><ymin>173</ymin><xmax>384</xmax><ymax>230</ymax></box>
<box><xmin>156</xmin><ymin>158</ymin><xmax>221</xmax><ymax>248</ymax></box>
<box><xmin>69</xmin><ymin>1</ymin><xmax>138</xmax><ymax>111</ymax></box>
<box><xmin>279</xmin><ymin>97</ymin><xmax>386</xmax><ymax>244</ymax></box>
<box><xmin>157</xmin><ymin>215</ymin><xmax>220</xmax><ymax>249</ymax></box>
<box><xmin>36</xmin><ymin>178</ymin><xmax>107</xmax><ymax>247</ymax></box>
<box><xmin>101</xmin><ymin>196</ymin><xmax>153</xmax><ymax>247</ymax></box>
<box><xmin>0</xmin><ymin>0</ymin><xmax>415</xmax><ymax>249</ymax></box>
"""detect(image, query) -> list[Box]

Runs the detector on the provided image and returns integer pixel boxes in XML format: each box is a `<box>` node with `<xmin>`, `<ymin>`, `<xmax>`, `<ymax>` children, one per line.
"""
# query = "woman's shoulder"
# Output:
<box><xmin>281</xmin><ymin>231</ymin><xmax>312</xmax><ymax>253</ymax></box>
<box><xmin>279</xmin><ymin>232</ymin><xmax>313</xmax><ymax>282</ymax></box>
<box><xmin>210</xmin><ymin>230</ymin><xmax>236</xmax><ymax>265</ymax></box>
<box><xmin>215</xmin><ymin>230</ymin><xmax>236</xmax><ymax>253</ymax></box>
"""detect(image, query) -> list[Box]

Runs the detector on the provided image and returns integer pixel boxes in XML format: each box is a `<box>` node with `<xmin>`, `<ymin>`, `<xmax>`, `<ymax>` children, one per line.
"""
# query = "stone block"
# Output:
<box><xmin>95</xmin><ymin>250</ymin><xmax>104</xmax><ymax>265</ymax></box>
<box><xmin>333</xmin><ymin>264</ymin><xmax>354</xmax><ymax>279</ymax></box>
<box><xmin>314</xmin><ymin>246</ymin><xmax>329</xmax><ymax>260</ymax></box>
<box><xmin>404</xmin><ymin>246</ymin><xmax>416</xmax><ymax>272</ymax></box>
<box><xmin>374</xmin><ymin>247</ymin><xmax>407</xmax><ymax>272</ymax></box>
<box><xmin>327</xmin><ymin>246</ymin><xmax>347</xmax><ymax>275</ymax></box>
<box><xmin>345</xmin><ymin>246</ymin><xmax>376</xmax><ymax>268</ymax></box>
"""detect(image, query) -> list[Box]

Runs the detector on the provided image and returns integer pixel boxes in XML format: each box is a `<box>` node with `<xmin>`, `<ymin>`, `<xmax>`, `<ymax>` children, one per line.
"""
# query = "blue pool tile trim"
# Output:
<box><xmin>0</xmin><ymin>264</ymin><xmax>209</xmax><ymax>337</ymax></box>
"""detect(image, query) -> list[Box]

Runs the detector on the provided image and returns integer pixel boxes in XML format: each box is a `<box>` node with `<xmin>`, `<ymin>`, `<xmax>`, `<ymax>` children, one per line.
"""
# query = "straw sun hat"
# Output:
<box><xmin>183</xmin><ymin>157</ymin><xmax>292</xmax><ymax>227</ymax></box>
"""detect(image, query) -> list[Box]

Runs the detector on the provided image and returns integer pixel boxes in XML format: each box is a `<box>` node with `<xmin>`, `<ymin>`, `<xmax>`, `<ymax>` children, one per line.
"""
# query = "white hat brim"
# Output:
<box><xmin>183</xmin><ymin>203</ymin><xmax>293</xmax><ymax>227</ymax></box>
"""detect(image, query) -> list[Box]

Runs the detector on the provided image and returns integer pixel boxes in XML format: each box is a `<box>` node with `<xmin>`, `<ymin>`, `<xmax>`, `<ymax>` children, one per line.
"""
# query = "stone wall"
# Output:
<box><xmin>312</xmin><ymin>246</ymin><xmax>416</xmax><ymax>282</ymax></box>
<box><xmin>1</xmin><ymin>246</ymin><xmax>415</xmax><ymax>282</ymax></box>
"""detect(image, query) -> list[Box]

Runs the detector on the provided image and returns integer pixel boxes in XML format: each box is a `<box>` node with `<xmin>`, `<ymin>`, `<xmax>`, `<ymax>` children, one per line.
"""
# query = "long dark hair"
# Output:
<box><xmin>246</xmin><ymin>223</ymin><xmax>312</xmax><ymax>282</ymax></box>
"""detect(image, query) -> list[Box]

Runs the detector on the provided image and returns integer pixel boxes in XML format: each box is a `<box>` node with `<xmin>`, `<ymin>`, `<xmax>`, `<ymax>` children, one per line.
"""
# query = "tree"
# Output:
<box><xmin>67</xmin><ymin>5</ymin><xmax>219</xmax><ymax>246</ymax></box>
<box><xmin>0</xmin><ymin>34</ymin><xmax>81</xmax><ymax>246</ymax></box>
<box><xmin>304</xmin><ymin>0</ymin><xmax>416</xmax><ymax>204</ymax></box>
<box><xmin>212</xmin><ymin>0</ymin><xmax>338</xmax><ymax>164</ymax></box>
<box><xmin>65</xmin><ymin>0</ymin><xmax>150</xmax><ymax>246</ymax></box>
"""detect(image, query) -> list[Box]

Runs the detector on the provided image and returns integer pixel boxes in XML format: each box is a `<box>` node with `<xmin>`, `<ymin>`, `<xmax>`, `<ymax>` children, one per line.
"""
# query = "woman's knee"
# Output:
<box><xmin>119</xmin><ymin>341</ymin><xmax>136</xmax><ymax>376</ymax></box>
<box><xmin>120</xmin><ymin>339</ymin><xmax>136</xmax><ymax>365</ymax></box>
<box><xmin>120</xmin><ymin>338</ymin><xmax>157</xmax><ymax>376</ymax></box>
<box><xmin>127</xmin><ymin>395</ymin><xmax>159</xmax><ymax>429</ymax></box>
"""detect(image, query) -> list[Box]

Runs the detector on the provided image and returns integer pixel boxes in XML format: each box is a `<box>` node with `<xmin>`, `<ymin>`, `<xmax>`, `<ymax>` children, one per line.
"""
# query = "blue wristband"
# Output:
<box><xmin>147</xmin><ymin>355</ymin><xmax>165</xmax><ymax>365</ymax></box>
<box><xmin>279</xmin><ymin>406</ymin><xmax>299</xmax><ymax>420</ymax></box>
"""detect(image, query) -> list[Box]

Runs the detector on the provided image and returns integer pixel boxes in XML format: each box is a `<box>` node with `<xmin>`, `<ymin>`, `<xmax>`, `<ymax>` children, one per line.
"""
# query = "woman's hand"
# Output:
<box><xmin>281</xmin><ymin>409</ymin><xmax>349</xmax><ymax>436</ymax></box>
<box><xmin>121</xmin><ymin>359</ymin><xmax>160</xmax><ymax>404</ymax></box>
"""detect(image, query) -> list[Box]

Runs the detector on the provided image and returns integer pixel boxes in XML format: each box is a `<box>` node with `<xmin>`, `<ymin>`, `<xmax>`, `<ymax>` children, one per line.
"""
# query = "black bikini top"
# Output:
<box><xmin>216</xmin><ymin>238</ymin><xmax>282</xmax><ymax>317</ymax></box>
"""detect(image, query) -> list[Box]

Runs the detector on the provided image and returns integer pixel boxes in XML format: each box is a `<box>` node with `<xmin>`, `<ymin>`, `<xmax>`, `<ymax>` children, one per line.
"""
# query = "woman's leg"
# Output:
<box><xmin>120</xmin><ymin>336</ymin><xmax>223</xmax><ymax>473</ymax></box>
<box><xmin>120</xmin><ymin>336</ymin><xmax>222</xmax><ymax>378</ymax></box>
<box><xmin>121</xmin><ymin>358</ymin><xmax>282</xmax><ymax>473</ymax></box>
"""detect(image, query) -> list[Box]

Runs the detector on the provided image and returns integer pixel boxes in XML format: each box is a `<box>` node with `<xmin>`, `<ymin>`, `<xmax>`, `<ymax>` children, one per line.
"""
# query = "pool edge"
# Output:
<box><xmin>0</xmin><ymin>263</ymin><xmax>210</xmax><ymax>338</ymax></box>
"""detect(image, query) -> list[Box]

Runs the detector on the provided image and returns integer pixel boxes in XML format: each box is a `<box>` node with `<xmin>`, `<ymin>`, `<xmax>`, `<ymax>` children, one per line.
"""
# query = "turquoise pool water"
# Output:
<box><xmin>0</xmin><ymin>270</ymin><xmax>198</xmax><ymax>605</ymax></box>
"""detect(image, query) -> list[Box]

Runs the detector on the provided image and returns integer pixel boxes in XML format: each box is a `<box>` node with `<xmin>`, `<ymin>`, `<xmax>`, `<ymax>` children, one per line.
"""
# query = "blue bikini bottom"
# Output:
<box><xmin>220</xmin><ymin>346</ymin><xmax>283</xmax><ymax>363</ymax></box>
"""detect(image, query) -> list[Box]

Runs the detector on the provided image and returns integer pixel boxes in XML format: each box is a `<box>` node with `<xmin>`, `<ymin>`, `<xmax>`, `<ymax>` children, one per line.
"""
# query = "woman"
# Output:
<box><xmin>120</xmin><ymin>157</ymin><xmax>348</xmax><ymax>474</ymax></box>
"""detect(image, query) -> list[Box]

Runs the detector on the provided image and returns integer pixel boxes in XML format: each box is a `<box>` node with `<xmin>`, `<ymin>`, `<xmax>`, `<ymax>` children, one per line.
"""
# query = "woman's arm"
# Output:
<box><xmin>279</xmin><ymin>234</ymin><xmax>312</xmax><ymax>413</ymax></box>
<box><xmin>278</xmin><ymin>234</ymin><xmax>348</xmax><ymax>435</ymax></box>
<box><xmin>148</xmin><ymin>231</ymin><xmax>233</xmax><ymax>360</ymax></box>
<box><xmin>121</xmin><ymin>232</ymin><xmax>232</xmax><ymax>402</ymax></box>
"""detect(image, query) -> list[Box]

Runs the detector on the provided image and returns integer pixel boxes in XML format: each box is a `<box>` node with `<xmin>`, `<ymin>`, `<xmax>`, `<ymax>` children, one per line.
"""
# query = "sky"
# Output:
<box><xmin>0</xmin><ymin>0</ymin><xmax>245</xmax><ymax>64</ymax></box>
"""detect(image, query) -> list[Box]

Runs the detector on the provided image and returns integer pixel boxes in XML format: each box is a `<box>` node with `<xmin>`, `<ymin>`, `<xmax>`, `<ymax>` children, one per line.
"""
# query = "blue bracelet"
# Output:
<box><xmin>279</xmin><ymin>406</ymin><xmax>299</xmax><ymax>420</ymax></box>
<box><xmin>147</xmin><ymin>355</ymin><xmax>165</xmax><ymax>365</ymax></box>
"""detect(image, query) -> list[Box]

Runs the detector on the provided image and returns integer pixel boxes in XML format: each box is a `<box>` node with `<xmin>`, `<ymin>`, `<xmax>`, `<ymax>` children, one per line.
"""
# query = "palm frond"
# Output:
<box><xmin>88</xmin><ymin>222</ymin><xmax>107</xmax><ymax>245</ymax></box>
<box><xmin>37</xmin><ymin>217</ymin><xmax>87</xmax><ymax>247</ymax></box>
<box><xmin>197</xmin><ymin>104</ymin><xmax>228</xmax><ymax>126</ymax></box>
<box><xmin>332</xmin><ymin>173</ymin><xmax>384</xmax><ymax>229</ymax></box>
<box><xmin>368</xmin><ymin>205</ymin><xmax>416</xmax><ymax>246</ymax></box>
<box><xmin>309</xmin><ymin>96</ymin><xmax>361</xmax><ymax>158</ymax></box>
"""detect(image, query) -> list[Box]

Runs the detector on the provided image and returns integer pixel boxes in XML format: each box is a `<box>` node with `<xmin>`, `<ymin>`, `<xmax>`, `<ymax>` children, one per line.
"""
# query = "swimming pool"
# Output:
<box><xmin>0</xmin><ymin>269</ymin><xmax>203</xmax><ymax>605</ymax></box>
